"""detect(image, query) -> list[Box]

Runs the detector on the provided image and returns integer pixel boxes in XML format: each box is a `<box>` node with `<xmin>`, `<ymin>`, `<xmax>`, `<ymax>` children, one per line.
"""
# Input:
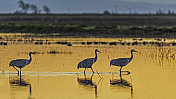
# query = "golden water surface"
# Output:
<box><xmin>0</xmin><ymin>36</ymin><xmax>176</xmax><ymax>99</ymax></box>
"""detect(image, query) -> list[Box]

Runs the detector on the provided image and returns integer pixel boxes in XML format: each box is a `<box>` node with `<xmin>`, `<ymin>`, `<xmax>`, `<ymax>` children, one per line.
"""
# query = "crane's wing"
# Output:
<box><xmin>78</xmin><ymin>58</ymin><xmax>95</xmax><ymax>68</ymax></box>
<box><xmin>111</xmin><ymin>58</ymin><xmax>130</xmax><ymax>66</ymax></box>
<box><xmin>9</xmin><ymin>59</ymin><xmax>29</xmax><ymax>68</ymax></box>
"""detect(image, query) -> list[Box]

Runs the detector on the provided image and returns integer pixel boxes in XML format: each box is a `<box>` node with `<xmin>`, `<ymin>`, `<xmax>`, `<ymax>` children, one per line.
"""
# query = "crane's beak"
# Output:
<box><xmin>98</xmin><ymin>50</ymin><xmax>101</xmax><ymax>53</ymax></box>
<box><xmin>135</xmin><ymin>51</ymin><xmax>138</xmax><ymax>53</ymax></box>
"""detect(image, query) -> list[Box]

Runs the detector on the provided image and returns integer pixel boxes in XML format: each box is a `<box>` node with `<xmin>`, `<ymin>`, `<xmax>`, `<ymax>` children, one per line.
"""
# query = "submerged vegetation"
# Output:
<box><xmin>1</xmin><ymin>33</ymin><xmax>176</xmax><ymax>47</ymax></box>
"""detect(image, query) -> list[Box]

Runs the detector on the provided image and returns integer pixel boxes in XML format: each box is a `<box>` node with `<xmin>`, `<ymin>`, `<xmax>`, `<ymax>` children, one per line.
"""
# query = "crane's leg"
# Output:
<box><xmin>84</xmin><ymin>68</ymin><xmax>86</xmax><ymax>74</ymax></box>
<box><xmin>119</xmin><ymin>72</ymin><xmax>122</xmax><ymax>83</ymax></box>
<box><xmin>120</xmin><ymin>66</ymin><xmax>130</xmax><ymax>75</ymax></box>
<box><xmin>91</xmin><ymin>68</ymin><xmax>94</xmax><ymax>74</ymax></box>
<box><xmin>20</xmin><ymin>68</ymin><xmax>21</xmax><ymax>76</ymax></box>
<box><xmin>13</xmin><ymin>66</ymin><xmax>19</xmax><ymax>75</ymax></box>
<box><xmin>91</xmin><ymin>73</ymin><xmax>94</xmax><ymax>80</ymax></box>
<box><xmin>29</xmin><ymin>85</ymin><xmax>32</xmax><ymax>95</ymax></box>
<box><xmin>83</xmin><ymin>72</ymin><xmax>86</xmax><ymax>79</ymax></box>
<box><xmin>19</xmin><ymin>73</ymin><xmax>22</xmax><ymax>83</ymax></box>
<box><xmin>119</xmin><ymin>67</ymin><xmax>122</xmax><ymax>76</ymax></box>
<box><xmin>121</xmin><ymin>70</ymin><xmax>130</xmax><ymax>74</ymax></box>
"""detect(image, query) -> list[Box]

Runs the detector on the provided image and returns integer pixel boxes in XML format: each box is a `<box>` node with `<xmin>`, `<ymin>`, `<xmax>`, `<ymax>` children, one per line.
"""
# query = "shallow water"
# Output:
<box><xmin>0</xmin><ymin>37</ymin><xmax>176</xmax><ymax>99</ymax></box>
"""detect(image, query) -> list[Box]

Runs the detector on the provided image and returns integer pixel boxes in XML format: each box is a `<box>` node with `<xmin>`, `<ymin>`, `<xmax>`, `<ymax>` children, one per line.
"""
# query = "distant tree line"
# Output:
<box><xmin>14</xmin><ymin>0</ymin><xmax>176</xmax><ymax>15</ymax></box>
<box><xmin>156</xmin><ymin>9</ymin><xmax>175</xmax><ymax>15</ymax></box>
<box><xmin>103</xmin><ymin>7</ymin><xmax>176</xmax><ymax>15</ymax></box>
<box><xmin>14</xmin><ymin>0</ymin><xmax>51</xmax><ymax>14</ymax></box>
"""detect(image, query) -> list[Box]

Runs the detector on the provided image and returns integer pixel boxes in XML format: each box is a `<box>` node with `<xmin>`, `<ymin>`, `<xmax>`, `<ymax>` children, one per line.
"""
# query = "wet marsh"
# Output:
<box><xmin>0</xmin><ymin>34</ymin><xmax>176</xmax><ymax>98</ymax></box>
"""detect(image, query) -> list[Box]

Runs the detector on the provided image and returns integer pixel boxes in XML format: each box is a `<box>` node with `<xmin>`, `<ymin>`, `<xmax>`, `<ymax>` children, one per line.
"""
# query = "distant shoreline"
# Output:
<box><xmin>0</xmin><ymin>14</ymin><xmax>176</xmax><ymax>38</ymax></box>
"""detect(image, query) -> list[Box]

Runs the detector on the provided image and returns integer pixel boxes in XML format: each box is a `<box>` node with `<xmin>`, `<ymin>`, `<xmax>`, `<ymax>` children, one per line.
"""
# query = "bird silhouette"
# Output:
<box><xmin>110</xmin><ymin>49</ymin><xmax>137</xmax><ymax>75</ymax></box>
<box><xmin>9</xmin><ymin>52</ymin><xmax>34</xmax><ymax>75</ymax></box>
<box><xmin>77</xmin><ymin>49</ymin><xmax>101</xmax><ymax>74</ymax></box>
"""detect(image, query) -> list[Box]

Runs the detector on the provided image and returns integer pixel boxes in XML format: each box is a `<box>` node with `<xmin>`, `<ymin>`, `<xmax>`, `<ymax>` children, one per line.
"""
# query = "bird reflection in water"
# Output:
<box><xmin>9</xmin><ymin>75</ymin><xmax>32</xmax><ymax>98</ymax></box>
<box><xmin>77</xmin><ymin>74</ymin><xmax>101</xmax><ymax>98</ymax></box>
<box><xmin>110</xmin><ymin>74</ymin><xmax>133</xmax><ymax>96</ymax></box>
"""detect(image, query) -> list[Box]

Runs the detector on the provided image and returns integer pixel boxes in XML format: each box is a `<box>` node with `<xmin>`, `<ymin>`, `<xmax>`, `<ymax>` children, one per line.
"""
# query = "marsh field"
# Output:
<box><xmin>0</xmin><ymin>33</ymin><xmax>175</xmax><ymax>99</ymax></box>
<box><xmin>0</xmin><ymin>14</ymin><xmax>176</xmax><ymax>99</ymax></box>
<box><xmin>1</xmin><ymin>14</ymin><xmax>176</xmax><ymax>37</ymax></box>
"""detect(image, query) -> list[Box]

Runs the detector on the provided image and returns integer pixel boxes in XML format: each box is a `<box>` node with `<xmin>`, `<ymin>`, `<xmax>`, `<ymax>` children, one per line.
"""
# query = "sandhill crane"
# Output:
<box><xmin>110</xmin><ymin>49</ymin><xmax>137</xmax><ymax>75</ymax></box>
<box><xmin>9</xmin><ymin>52</ymin><xmax>34</xmax><ymax>75</ymax></box>
<box><xmin>77</xmin><ymin>49</ymin><xmax>101</xmax><ymax>74</ymax></box>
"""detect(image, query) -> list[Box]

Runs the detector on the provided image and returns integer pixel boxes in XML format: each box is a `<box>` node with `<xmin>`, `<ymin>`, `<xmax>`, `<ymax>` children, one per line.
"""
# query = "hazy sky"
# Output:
<box><xmin>1</xmin><ymin>0</ymin><xmax>176</xmax><ymax>13</ymax></box>
<box><xmin>121</xmin><ymin>0</ymin><xmax>176</xmax><ymax>4</ymax></box>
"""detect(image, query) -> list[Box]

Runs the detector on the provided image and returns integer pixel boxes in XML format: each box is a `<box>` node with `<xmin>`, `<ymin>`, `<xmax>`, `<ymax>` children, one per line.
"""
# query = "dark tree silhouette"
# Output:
<box><xmin>18</xmin><ymin>0</ymin><xmax>30</xmax><ymax>13</ymax></box>
<box><xmin>156</xmin><ymin>9</ymin><xmax>163</xmax><ymax>14</ymax></box>
<box><xmin>16</xmin><ymin>0</ymin><xmax>51</xmax><ymax>14</ymax></box>
<box><xmin>18</xmin><ymin>0</ymin><xmax>25</xmax><ymax>12</ymax></box>
<box><xmin>43</xmin><ymin>5</ymin><xmax>51</xmax><ymax>14</ymax></box>
<box><xmin>103</xmin><ymin>10</ymin><xmax>111</xmax><ymax>15</ymax></box>
<box><xmin>30</xmin><ymin>4</ymin><xmax>40</xmax><ymax>14</ymax></box>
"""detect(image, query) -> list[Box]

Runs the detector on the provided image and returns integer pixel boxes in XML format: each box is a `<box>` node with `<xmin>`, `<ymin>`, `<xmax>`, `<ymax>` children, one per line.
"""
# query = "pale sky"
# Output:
<box><xmin>120</xmin><ymin>0</ymin><xmax>176</xmax><ymax>4</ymax></box>
<box><xmin>1</xmin><ymin>0</ymin><xmax>176</xmax><ymax>13</ymax></box>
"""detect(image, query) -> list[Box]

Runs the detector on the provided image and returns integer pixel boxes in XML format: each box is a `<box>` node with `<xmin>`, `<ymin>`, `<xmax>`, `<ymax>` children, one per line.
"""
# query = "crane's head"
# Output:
<box><xmin>29</xmin><ymin>52</ymin><xmax>35</xmax><ymax>55</ymax></box>
<box><xmin>131</xmin><ymin>49</ymin><xmax>138</xmax><ymax>53</ymax></box>
<box><xmin>95</xmin><ymin>49</ymin><xmax>101</xmax><ymax>53</ymax></box>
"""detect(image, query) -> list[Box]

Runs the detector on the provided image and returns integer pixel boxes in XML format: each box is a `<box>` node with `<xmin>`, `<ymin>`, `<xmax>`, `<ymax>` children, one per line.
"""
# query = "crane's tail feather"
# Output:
<box><xmin>9</xmin><ymin>61</ymin><xmax>13</xmax><ymax>67</ymax></box>
<box><xmin>110</xmin><ymin>61</ymin><xmax>112</xmax><ymax>66</ymax></box>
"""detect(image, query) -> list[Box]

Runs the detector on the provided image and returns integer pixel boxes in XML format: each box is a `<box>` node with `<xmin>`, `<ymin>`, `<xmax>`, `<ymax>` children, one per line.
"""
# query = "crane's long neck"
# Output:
<box><xmin>28</xmin><ymin>53</ymin><xmax>32</xmax><ymax>64</ymax></box>
<box><xmin>130</xmin><ymin>51</ymin><xmax>133</xmax><ymax>61</ymax></box>
<box><xmin>94</xmin><ymin>51</ymin><xmax>98</xmax><ymax>62</ymax></box>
